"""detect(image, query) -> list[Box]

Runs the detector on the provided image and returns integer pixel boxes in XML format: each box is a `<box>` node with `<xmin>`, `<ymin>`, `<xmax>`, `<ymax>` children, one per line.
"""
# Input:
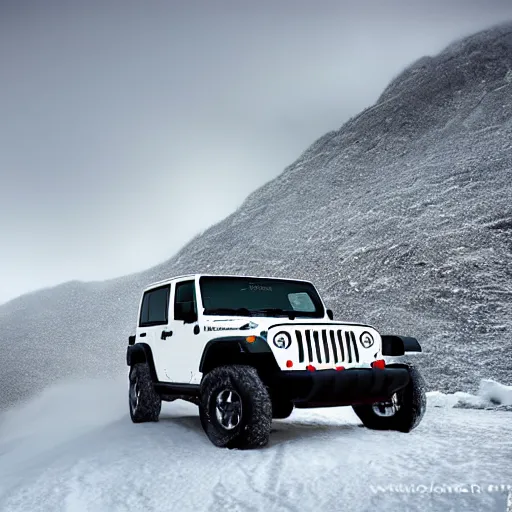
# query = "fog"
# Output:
<box><xmin>1</xmin><ymin>0</ymin><xmax>512</xmax><ymax>304</ymax></box>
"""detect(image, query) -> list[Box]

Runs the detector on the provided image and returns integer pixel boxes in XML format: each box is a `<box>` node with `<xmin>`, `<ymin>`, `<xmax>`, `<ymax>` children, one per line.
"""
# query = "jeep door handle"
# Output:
<box><xmin>139</xmin><ymin>332</ymin><xmax>146</xmax><ymax>338</ymax></box>
<box><xmin>161</xmin><ymin>330</ymin><xmax>173</xmax><ymax>340</ymax></box>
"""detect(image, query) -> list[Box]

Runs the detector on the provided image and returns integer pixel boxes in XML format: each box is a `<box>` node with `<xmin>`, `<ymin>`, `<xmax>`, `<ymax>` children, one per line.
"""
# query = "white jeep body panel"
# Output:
<box><xmin>134</xmin><ymin>274</ymin><xmax>383</xmax><ymax>384</ymax></box>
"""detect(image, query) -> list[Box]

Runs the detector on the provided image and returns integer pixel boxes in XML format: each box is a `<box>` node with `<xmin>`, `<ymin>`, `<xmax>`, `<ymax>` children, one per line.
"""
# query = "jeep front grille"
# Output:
<box><xmin>295</xmin><ymin>329</ymin><xmax>360</xmax><ymax>365</ymax></box>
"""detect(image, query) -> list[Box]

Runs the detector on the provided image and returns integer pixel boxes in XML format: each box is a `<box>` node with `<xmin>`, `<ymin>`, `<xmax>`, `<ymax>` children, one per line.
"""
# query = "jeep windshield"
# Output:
<box><xmin>199</xmin><ymin>276</ymin><xmax>325</xmax><ymax>318</ymax></box>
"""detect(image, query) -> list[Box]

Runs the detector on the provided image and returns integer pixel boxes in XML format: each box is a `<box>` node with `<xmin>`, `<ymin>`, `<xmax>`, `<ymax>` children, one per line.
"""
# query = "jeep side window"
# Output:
<box><xmin>139</xmin><ymin>285</ymin><xmax>170</xmax><ymax>327</ymax></box>
<box><xmin>174</xmin><ymin>281</ymin><xmax>198</xmax><ymax>323</ymax></box>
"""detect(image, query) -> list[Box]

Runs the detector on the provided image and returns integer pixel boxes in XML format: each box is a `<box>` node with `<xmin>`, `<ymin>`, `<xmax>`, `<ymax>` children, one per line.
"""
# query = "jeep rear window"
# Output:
<box><xmin>199</xmin><ymin>277</ymin><xmax>324</xmax><ymax>318</ymax></box>
<box><xmin>139</xmin><ymin>285</ymin><xmax>170</xmax><ymax>326</ymax></box>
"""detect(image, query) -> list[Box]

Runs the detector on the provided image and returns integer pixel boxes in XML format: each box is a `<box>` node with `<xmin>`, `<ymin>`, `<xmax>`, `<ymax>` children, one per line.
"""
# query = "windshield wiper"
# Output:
<box><xmin>203</xmin><ymin>308</ymin><xmax>252</xmax><ymax>317</ymax></box>
<box><xmin>253</xmin><ymin>308</ymin><xmax>297</xmax><ymax>320</ymax></box>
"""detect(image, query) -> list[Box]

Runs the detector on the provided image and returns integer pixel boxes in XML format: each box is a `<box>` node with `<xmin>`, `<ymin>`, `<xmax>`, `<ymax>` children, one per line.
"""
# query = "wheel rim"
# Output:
<box><xmin>372</xmin><ymin>393</ymin><xmax>401</xmax><ymax>417</ymax></box>
<box><xmin>215</xmin><ymin>389</ymin><xmax>242</xmax><ymax>430</ymax></box>
<box><xmin>130</xmin><ymin>375</ymin><xmax>140</xmax><ymax>412</ymax></box>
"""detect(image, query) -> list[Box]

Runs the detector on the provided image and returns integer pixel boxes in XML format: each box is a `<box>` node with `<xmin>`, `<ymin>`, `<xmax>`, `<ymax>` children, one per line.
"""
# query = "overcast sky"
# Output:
<box><xmin>1</xmin><ymin>0</ymin><xmax>512</xmax><ymax>305</ymax></box>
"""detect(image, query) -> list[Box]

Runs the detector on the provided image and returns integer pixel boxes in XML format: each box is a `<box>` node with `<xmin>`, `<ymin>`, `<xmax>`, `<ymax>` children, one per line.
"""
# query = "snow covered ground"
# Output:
<box><xmin>0</xmin><ymin>377</ymin><xmax>511</xmax><ymax>512</ymax></box>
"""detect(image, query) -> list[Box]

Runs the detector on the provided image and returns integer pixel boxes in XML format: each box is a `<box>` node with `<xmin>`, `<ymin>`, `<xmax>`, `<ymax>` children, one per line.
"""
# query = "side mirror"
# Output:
<box><xmin>184</xmin><ymin>311</ymin><xmax>198</xmax><ymax>324</ymax></box>
<box><xmin>128</xmin><ymin>335</ymin><xmax>136</xmax><ymax>346</ymax></box>
<box><xmin>176</xmin><ymin>302</ymin><xmax>198</xmax><ymax>324</ymax></box>
<box><xmin>327</xmin><ymin>309</ymin><xmax>334</xmax><ymax>320</ymax></box>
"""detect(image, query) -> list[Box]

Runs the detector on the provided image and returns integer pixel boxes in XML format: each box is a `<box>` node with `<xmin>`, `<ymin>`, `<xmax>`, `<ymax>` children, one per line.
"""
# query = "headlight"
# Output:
<box><xmin>360</xmin><ymin>331</ymin><xmax>374</xmax><ymax>348</ymax></box>
<box><xmin>273</xmin><ymin>331</ymin><xmax>292</xmax><ymax>349</ymax></box>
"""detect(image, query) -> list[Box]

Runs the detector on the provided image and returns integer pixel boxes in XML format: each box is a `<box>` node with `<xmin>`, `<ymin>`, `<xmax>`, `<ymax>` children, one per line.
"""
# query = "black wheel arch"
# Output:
<box><xmin>199</xmin><ymin>336</ymin><xmax>279</xmax><ymax>383</ymax></box>
<box><xmin>126</xmin><ymin>343</ymin><xmax>158</xmax><ymax>383</ymax></box>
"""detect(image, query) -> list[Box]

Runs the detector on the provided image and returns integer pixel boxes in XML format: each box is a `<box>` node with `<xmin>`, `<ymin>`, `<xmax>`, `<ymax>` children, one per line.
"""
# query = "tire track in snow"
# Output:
<box><xmin>237</xmin><ymin>438</ymin><xmax>301</xmax><ymax>512</ymax></box>
<box><xmin>208</xmin><ymin>478</ymin><xmax>260</xmax><ymax>512</ymax></box>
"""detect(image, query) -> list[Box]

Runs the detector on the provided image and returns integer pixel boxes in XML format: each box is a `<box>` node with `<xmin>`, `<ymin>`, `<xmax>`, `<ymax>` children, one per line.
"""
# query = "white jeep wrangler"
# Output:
<box><xmin>126</xmin><ymin>274</ymin><xmax>426</xmax><ymax>448</ymax></box>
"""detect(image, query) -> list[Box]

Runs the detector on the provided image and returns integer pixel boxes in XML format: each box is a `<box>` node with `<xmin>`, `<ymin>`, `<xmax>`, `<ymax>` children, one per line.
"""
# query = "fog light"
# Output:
<box><xmin>371</xmin><ymin>359</ymin><xmax>386</xmax><ymax>369</ymax></box>
<box><xmin>246</xmin><ymin>336</ymin><xmax>256</xmax><ymax>343</ymax></box>
<box><xmin>306</xmin><ymin>364</ymin><xmax>316</xmax><ymax>372</ymax></box>
<box><xmin>336</xmin><ymin>366</ymin><xmax>345</xmax><ymax>371</ymax></box>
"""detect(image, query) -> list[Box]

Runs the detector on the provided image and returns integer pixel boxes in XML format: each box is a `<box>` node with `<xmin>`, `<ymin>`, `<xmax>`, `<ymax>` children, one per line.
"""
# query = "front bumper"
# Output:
<box><xmin>274</xmin><ymin>368</ymin><xmax>410</xmax><ymax>407</ymax></box>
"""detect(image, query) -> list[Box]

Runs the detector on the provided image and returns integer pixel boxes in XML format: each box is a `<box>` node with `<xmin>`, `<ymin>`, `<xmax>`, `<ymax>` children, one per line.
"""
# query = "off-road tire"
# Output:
<box><xmin>272</xmin><ymin>400</ymin><xmax>294</xmax><ymax>419</ymax></box>
<box><xmin>199</xmin><ymin>365</ymin><xmax>272</xmax><ymax>449</ymax></box>
<box><xmin>352</xmin><ymin>364</ymin><xmax>426</xmax><ymax>433</ymax></box>
<box><xmin>129</xmin><ymin>362</ymin><xmax>161</xmax><ymax>423</ymax></box>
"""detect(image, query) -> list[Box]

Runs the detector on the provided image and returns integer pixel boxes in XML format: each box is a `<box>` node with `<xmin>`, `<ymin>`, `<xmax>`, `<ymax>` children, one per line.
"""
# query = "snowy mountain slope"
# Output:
<box><xmin>1</xmin><ymin>22</ymin><xmax>512</xmax><ymax>410</ymax></box>
<box><xmin>0</xmin><ymin>378</ymin><xmax>511</xmax><ymax>512</ymax></box>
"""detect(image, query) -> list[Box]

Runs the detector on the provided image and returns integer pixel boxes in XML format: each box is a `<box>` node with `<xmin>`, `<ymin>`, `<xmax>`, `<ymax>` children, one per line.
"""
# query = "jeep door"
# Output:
<box><xmin>167</xmin><ymin>278</ymin><xmax>206</xmax><ymax>383</ymax></box>
<box><xmin>136</xmin><ymin>284</ymin><xmax>172</xmax><ymax>382</ymax></box>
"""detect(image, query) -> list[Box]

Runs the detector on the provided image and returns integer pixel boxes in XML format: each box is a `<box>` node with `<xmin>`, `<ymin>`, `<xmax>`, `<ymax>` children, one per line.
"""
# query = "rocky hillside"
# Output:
<box><xmin>1</xmin><ymin>23</ymin><xmax>511</xmax><ymax>410</ymax></box>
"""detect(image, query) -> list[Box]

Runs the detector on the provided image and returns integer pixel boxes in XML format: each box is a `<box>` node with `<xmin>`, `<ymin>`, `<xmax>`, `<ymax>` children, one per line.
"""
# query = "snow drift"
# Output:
<box><xmin>427</xmin><ymin>379</ymin><xmax>512</xmax><ymax>409</ymax></box>
<box><xmin>478</xmin><ymin>379</ymin><xmax>512</xmax><ymax>406</ymax></box>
